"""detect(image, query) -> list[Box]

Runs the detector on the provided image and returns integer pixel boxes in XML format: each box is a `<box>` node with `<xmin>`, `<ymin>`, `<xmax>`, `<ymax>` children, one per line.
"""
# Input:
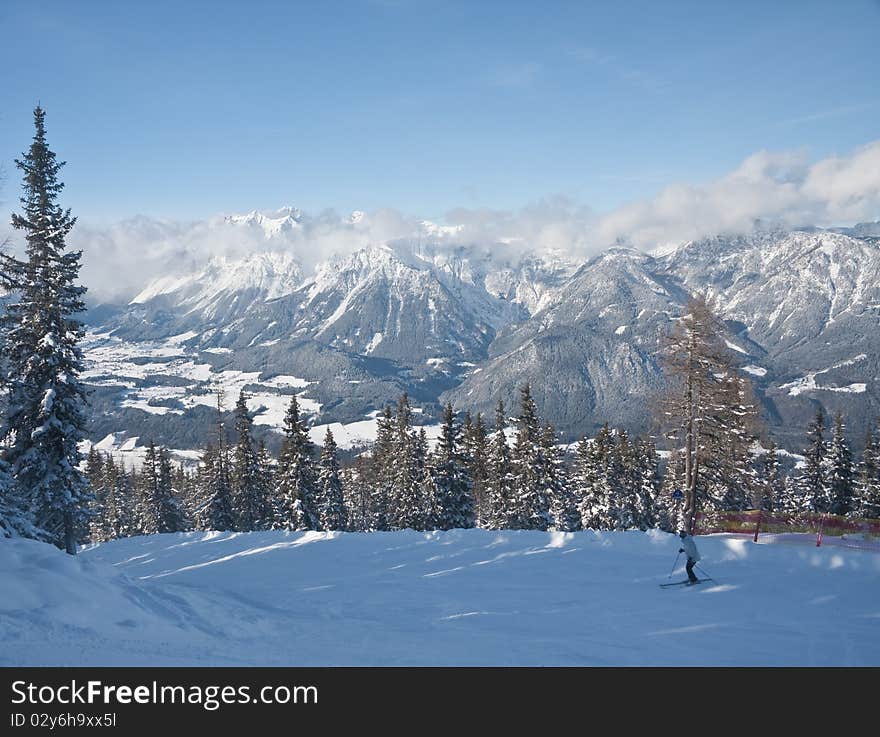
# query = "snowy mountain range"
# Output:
<box><xmin>82</xmin><ymin>214</ymin><xmax>880</xmax><ymax>454</ymax></box>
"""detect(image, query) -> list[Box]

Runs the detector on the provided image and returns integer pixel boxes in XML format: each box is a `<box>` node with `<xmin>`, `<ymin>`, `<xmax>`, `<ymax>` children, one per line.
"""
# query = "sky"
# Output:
<box><xmin>1</xmin><ymin>0</ymin><xmax>879</xmax><ymax>225</ymax></box>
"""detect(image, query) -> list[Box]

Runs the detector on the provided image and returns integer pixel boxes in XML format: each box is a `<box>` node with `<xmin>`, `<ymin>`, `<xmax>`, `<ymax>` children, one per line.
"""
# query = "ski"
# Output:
<box><xmin>660</xmin><ymin>579</ymin><xmax>706</xmax><ymax>588</ymax></box>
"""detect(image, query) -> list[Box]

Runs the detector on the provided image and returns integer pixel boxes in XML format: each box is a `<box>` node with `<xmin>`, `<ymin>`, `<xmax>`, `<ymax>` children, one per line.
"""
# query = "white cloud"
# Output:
<box><xmin>7</xmin><ymin>140</ymin><xmax>877</xmax><ymax>303</ymax></box>
<box><xmin>591</xmin><ymin>141</ymin><xmax>880</xmax><ymax>249</ymax></box>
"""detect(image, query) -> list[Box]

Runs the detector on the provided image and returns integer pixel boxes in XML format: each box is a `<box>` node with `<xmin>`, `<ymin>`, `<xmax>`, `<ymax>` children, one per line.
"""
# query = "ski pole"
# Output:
<box><xmin>668</xmin><ymin>551</ymin><xmax>681</xmax><ymax>580</ymax></box>
<box><xmin>695</xmin><ymin>563</ymin><xmax>715</xmax><ymax>582</ymax></box>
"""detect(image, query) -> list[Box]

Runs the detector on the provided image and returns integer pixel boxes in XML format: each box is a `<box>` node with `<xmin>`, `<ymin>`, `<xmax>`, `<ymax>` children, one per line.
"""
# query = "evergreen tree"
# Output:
<box><xmin>389</xmin><ymin>394</ymin><xmax>422</xmax><ymax>530</ymax></box>
<box><xmin>0</xmin><ymin>107</ymin><xmax>90</xmax><ymax>553</ymax></box>
<box><xmin>230</xmin><ymin>391</ymin><xmax>268</xmax><ymax>531</ymax></box>
<box><xmin>194</xmin><ymin>443</ymin><xmax>235</xmax><ymax>531</ymax></box>
<box><xmin>430</xmin><ymin>403</ymin><xmax>474</xmax><ymax>530</ymax></box>
<box><xmin>609</xmin><ymin>429</ymin><xmax>636</xmax><ymax>530</ymax></box>
<box><xmin>368</xmin><ymin>406</ymin><xmax>395</xmax><ymax>531</ymax></box>
<box><xmin>274</xmin><ymin>394</ymin><xmax>318</xmax><ymax>530</ymax></box>
<box><xmin>855</xmin><ymin>422</ymin><xmax>880</xmax><ymax>519</ymax></box>
<box><xmin>484</xmin><ymin>400</ymin><xmax>514</xmax><ymax>529</ymax></box>
<box><xmin>632</xmin><ymin>436</ymin><xmax>659</xmax><ymax>530</ymax></box>
<box><xmin>414</xmin><ymin>427</ymin><xmax>438</xmax><ymax>529</ymax></box>
<box><xmin>543</xmin><ymin>423</ymin><xmax>578</xmax><ymax>531</ymax></box>
<box><xmin>757</xmin><ymin>441</ymin><xmax>784</xmax><ymax>513</ymax></box>
<box><xmin>462</xmin><ymin>411</ymin><xmax>489</xmax><ymax>527</ymax></box>
<box><xmin>342</xmin><ymin>457</ymin><xmax>371</xmax><ymax>532</ymax></box>
<box><xmin>827</xmin><ymin>413</ymin><xmax>854</xmax><ymax>517</ymax></box>
<box><xmin>656</xmin><ymin>449</ymin><xmax>685</xmax><ymax>532</ymax></box>
<box><xmin>317</xmin><ymin>428</ymin><xmax>346</xmax><ymax>530</ymax></box>
<box><xmin>93</xmin><ymin>455</ymin><xmax>131</xmax><ymax>541</ymax></box>
<box><xmin>800</xmin><ymin>409</ymin><xmax>829</xmax><ymax>513</ymax></box>
<box><xmin>510</xmin><ymin>384</ymin><xmax>551</xmax><ymax>530</ymax></box>
<box><xmin>84</xmin><ymin>446</ymin><xmax>105</xmax><ymax>542</ymax></box>
<box><xmin>575</xmin><ymin>425</ymin><xmax>614</xmax><ymax>530</ymax></box>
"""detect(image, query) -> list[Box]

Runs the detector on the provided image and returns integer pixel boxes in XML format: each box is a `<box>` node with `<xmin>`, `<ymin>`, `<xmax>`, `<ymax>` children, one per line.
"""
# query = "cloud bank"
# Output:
<box><xmin>5</xmin><ymin>140</ymin><xmax>878</xmax><ymax>303</ymax></box>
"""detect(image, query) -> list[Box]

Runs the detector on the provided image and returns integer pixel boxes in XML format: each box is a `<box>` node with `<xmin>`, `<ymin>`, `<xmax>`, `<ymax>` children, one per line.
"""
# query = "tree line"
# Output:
<box><xmin>83</xmin><ymin>383</ymin><xmax>880</xmax><ymax>543</ymax></box>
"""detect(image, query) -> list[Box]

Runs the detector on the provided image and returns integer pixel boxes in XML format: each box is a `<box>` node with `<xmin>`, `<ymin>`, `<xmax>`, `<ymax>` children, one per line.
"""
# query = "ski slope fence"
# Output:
<box><xmin>694</xmin><ymin>509</ymin><xmax>880</xmax><ymax>551</ymax></box>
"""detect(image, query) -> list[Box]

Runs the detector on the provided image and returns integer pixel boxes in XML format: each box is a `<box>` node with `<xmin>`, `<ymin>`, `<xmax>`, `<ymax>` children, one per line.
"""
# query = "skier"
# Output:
<box><xmin>678</xmin><ymin>530</ymin><xmax>700</xmax><ymax>584</ymax></box>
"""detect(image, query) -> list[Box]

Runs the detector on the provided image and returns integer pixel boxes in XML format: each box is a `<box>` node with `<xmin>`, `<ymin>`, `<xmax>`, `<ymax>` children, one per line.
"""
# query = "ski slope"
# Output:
<box><xmin>2</xmin><ymin>529</ymin><xmax>879</xmax><ymax>666</ymax></box>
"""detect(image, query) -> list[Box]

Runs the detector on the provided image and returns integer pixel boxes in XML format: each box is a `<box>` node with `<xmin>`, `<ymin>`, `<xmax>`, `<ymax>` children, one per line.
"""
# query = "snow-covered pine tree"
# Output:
<box><xmin>342</xmin><ymin>456</ymin><xmax>371</xmax><ymax>531</ymax></box>
<box><xmin>317</xmin><ymin>427</ymin><xmax>346</xmax><ymax>530</ymax></box>
<box><xmin>84</xmin><ymin>446</ymin><xmax>105</xmax><ymax>542</ymax></box>
<box><xmin>194</xmin><ymin>442</ymin><xmax>235</xmax><ymax>531</ymax></box>
<box><xmin>158</xmin><ymin>446</ymin><xmax>186</xmax><ymax>532</ymax></box>
<box><xmin>776</xmin><ymin>474</ymin><xmax>801</xmax><ymax>515</ymax></box>
<box><xmin>855</xmin><ymin>422</ymin><xmax>880</xmax><ymax>519</ymax></box>
<box><xmin>575</xmin><ymin>425</ymin><xmax>614</xmax><ymax>530</ymax></box>
<box><xmin>230</xmin><ymin>391</ymin><xmax>268</xmax><ymax>531</ymax></box>
<box><xmin>0</xmin><ymin>107</ymin><xmax>91</xmax><ymax>553</ymax></box>
<box><xmin>92</xmin><ymin>454</ymin><xmax>132</xmax><ymax>541</ymax></box>
<box><xmin>826</xmin><ymin>413</ymin><xmax>854</xmax><ymax>516</ymax></box>
<box><xmin>389</xmin><ymin>394</ymin><xmax>420</xmax><ymax>530</ymax></box>
<box><xmin>543</xmin><ymin>423</ymin><xmax>579</xmax><ymax>531</ymax></box>
<box><xmin>254</xmin><ymin>439</ymin><xmax>275</xmax><ymax>529</ymax></box>
<box><xmin>274</xmin><ymin>394</ymin><xmax>318</xmax><ymax>530</ymax></box>
<box><xmin>429</xmin><ymin>403</ymin><xmax>474</xmax><ymax>530</ymax></box>
<box><xmin>462</xmin><ymin>412</ymin><xmax>489</xmax><ymax>527</ymax></box>
<box><xmin>510</xmin><ymin>384</ymin><xmax>551</xmax><ymax>530</ymax></box>
<box><xmin>800</xmin><ymin>408</ymin><xmax>829</xmax><ymax>513</ymax></box>
<box><xmin>368</xmin><ymin>405</ymin><xmax>394</xmax><ymax>531</ymax></box>
<box><xmin>137</xmin><ymin>441</ymin><xmax>186</xmax><ymax>534</ymax></box>
<box><xmin>632</xmin><ymin>436</ymin><xmax>659</xmax><ymax>530</ymax></box>
<box><xmin>608</xmin><ymin>429</ymin><xmax>636</xmax><ymax>530</ymax></box>
<box><xmin>656</xmin><ymin>448</ymin><xmax>684</xmax><ymax>532</ymax></box>
<box><xmin>414</xmin><ymin>427</ymin><xmax>438</xmax><ymax>529</ymax></box>
<box><xmin>136</xmin><ymin>440</ymin><xmax>161</xmax><ymax>535</ymax></box>
<box><xmin>757</xmin><ymin>441</ymin><xmax>784</xmax><ymax>512</ymax></box>
<box><xmin>484</xmin><ymin>400</ymin><xmax>514</xmax><ymax>530</ymax></box>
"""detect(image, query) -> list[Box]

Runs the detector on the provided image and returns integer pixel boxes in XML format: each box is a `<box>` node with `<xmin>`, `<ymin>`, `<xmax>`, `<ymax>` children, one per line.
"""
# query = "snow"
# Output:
<box><xmin>742</xmin><ymin>365</ymin><xmax>767</xmax><ymax>377</ymax></box>
<box><xmin>779</xmin><ymin>354</ymin><xmax>870</xmax><ymax>396</ymax></box>
<box><xmin>615</xmin><ymin>325</ymin><xmax>628</xmax><ymax>335</ymax></box>
<box><xmin>307</xmin><ymin>419</ymin><xmax>442</xmax><ymax>450</ymax></box>
<box><xmin>3</xmin><ymin>529</ymin><xmax>879</xmax><ymax>666</ymax></box>
<box><xmin>365</xmin><ymin>332</ymin><xmax>384</xmax><ymax>354</ymax></box>
<box><xmin>725</xmin><ymin>339</ymin><xmax>748</xmax><ymax>355</ymax></box>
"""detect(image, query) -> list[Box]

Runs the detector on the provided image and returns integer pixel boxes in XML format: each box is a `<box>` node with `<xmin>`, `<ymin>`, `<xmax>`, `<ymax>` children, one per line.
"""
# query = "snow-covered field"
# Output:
<box><xmin>2</xmin><ymin>529</ymin><xmax>879</xmax><ymax>666</ymax></box>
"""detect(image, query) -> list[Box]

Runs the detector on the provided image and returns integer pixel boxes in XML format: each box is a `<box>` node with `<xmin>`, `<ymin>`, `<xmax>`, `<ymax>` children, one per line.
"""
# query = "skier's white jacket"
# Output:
<box><xmin>681</xmin><ymin>535</ymin><xmax>700</xmax><ymax>561</ymax></box>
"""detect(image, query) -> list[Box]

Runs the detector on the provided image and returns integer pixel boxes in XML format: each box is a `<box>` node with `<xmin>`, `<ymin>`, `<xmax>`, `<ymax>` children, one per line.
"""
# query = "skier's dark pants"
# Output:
<box><xmin>686</xmin><ymin>558</ymin><xmax>698</xmax><ymax>583</ymax></box>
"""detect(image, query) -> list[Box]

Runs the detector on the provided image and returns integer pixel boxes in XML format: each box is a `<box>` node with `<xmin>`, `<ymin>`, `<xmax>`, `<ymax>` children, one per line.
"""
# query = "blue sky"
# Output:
<box><xmin>1</xmin><ymin>0</ymin><xmax>878</xmax><ymax>222</ymax></box>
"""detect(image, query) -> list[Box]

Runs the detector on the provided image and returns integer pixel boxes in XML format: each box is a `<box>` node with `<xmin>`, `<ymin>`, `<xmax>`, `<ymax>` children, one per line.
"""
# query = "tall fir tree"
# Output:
<box><xmin>465</xmin><ymin>413</ymin><xmax>489</xmax><ymax>527</ymax></box>
<box><xmin>429</xmin><ymin>403</ymin><xmax>474</xmax><ymax>530</ymax></box>
<box><xmin>342</xmin><ymin>456</ymin><xmax>371</xmax><ymax>532</ymax></box>
<box><xmin>484</xmin><ymin>400</ymin><xmax>514</xmax><ymax>530</ymax></box>
<box><xmin>194</xmin><ymin>443</ymin><xmax>235</xmax><ymax>531</ymax></box>
<box><xmin>316</xmin><ymin>428</ymin><xmax>346</xmax><ymax>530</ymax></box>
<box><xmin>136</xmin><ymin>441</ymin><xmax>186</xmax><ymax>535</ymax></box>
<box><xmin>855</xmin><ymin>421</ymin><xmax>880</xmax><ymax>519</ymax></box>
<box><xmin>575</xmin><ymin>425</ymin><xmax>614</xmax><ymax>530</ymax></box>
<box><xmin>826</xmin><ymin>413</ymin><xmax>854</xmax><ymax>517</ymax></box>
<box><xmin>0</xmin><ymin>107</ymin><xmax>90</xmax><ymax>553</ymax></box>
<box><xmin>543</xmin><ymin>423</ymin><xmax>579</xmax><ymax>531</ymax></box>
<box><xmin>389</xmin><ymin>394</ymin><xmax>422</xmax><ymax>530</ymax></box>
<box><xmin>757</xmin><ymin>441</ymin><xmax>784</xmax><ymax>513</ymax></box>
<box><xmin>800</xmin><ymin>408</ymin><xmax>829</xmax><ymax>513</ymax></box>
<box><xmin>632</xmin><ymin>436</ymin><xmax>659</xmax><ymax>530</ymax></box>
<box><xmin>510</xmin><ymin>384</ymin><xmax>551</xmax><ymax>530</ymax></box>
<box><xmin>230</xmin><ymin>391</ymin><xmax>269</xmax><ymax>531</ymax></box>
<box><xmin>368</xmin><ymin>406</ymin><xmax>395</xmax><ymax>531</ymax></box>
<box><xmin>274</xmin><ymin>394</ymin><xmax>318</xmax><ymax>530</ymax></box>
